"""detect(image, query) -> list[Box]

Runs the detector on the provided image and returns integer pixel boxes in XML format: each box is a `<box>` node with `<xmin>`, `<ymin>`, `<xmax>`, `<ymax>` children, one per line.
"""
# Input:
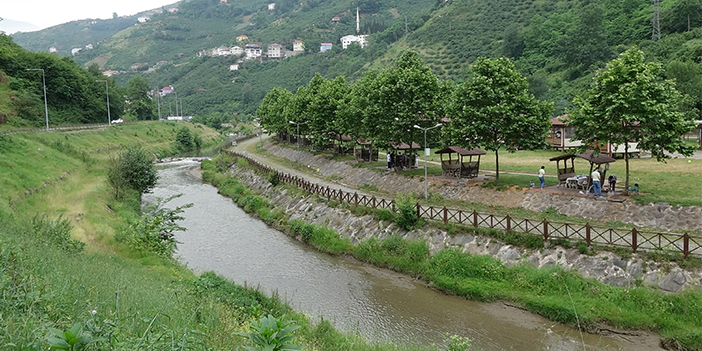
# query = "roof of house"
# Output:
<box><xmin>551</xmin><ymin>114</ymin><xmax>568</xmax><ymax>126</ymax></box>
<box><xmin>390</xmin><ymin>141</ymin><xmax>421</xmax><ymax>150</ymax></box>
<box><xmin>576</xmin><ymin>150</ymin><xmax>616</xmax><ymax>165</ymax></box>
<box><xmin>435</xmin><ymin>146</ymin><xmax>487</xmax><ymax>156</ymax></box>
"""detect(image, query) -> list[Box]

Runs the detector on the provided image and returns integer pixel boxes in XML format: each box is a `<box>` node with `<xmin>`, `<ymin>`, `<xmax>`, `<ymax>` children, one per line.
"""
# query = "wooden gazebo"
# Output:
<box><xmin>435</xmin><ymin>146</ymin><xmax>486</xmax><ymax>178</ymax></box>
<box><xmin>389</xmin><ymin>141</ymin><xmax>420</xmax><ymax>170</ymax></box>
<box><xmin>354</xmin><ymin>139</ymin><xmax>378</xmax><ymax>162</ymax></box>
<box><xmin>549</xmin><ymin>153</ymin><xmax>577</xmax><ymax>185</ymax></box>
<box><xmin>576</xmin><ymin>150</ymin><xmax>616</xmax><ymax>186</ymax></box>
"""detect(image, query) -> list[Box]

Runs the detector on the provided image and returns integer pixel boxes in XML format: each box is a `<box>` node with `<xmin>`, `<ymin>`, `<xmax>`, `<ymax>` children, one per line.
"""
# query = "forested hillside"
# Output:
<box><xmin>11</xmin><ymin>0</ymin><xmax>702</xmax><ymax>121</ymax></box>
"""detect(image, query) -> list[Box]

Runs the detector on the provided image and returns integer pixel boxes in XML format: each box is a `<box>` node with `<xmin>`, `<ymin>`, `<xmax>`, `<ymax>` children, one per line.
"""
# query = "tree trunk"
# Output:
<box><xmin>624</xmin><ymin>141</ymin><xmax>630</xmax><ymax>195</ymax></box>
<box><xmin>495</xmin><ymin>149</ymin><xmax>500</xmax><ymax>181</ymax></box>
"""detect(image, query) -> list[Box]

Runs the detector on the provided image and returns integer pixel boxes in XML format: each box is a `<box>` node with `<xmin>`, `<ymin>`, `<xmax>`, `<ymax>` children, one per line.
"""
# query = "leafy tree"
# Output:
<box><xmin>107</xmin><ymin>145</ymin><xmax>158</xmax><ymax>199</ymax></box>
<box><xmin>569</xmin><ymin>47</ymin><xmax>697</xmax><ymax>192</ymax></box>
<box><xmin>174</xmin><ymin>126</ymin><xmax>196</xmax><ymax>152</ymax></box>
<box><xmin>360</xmin><ymin>51</ymin><xmax>443</xmax><ymax>149</ymax></box>
<box><xmin>554</xmin><ymin>3</ymin><xmax>612</xmax><ymax>71</ymax></box>
<box><xmin>127</xmin><ymin>76</ymin><xmax>156</xmax><ymax>120</ymax></box>
<box><xmin>257</xmin><ymin>87</ymin><xmax>294</xmax><ymax>135</ymax></box>
<box><xmin>445</xmin><ymin>57</ymin><xmax>553</xmax><ymax>180</ymax></box>
<box><xmin>303</xmin><ymin>74</ymin><xmax>349</xmax><ymax>148</ymax></box>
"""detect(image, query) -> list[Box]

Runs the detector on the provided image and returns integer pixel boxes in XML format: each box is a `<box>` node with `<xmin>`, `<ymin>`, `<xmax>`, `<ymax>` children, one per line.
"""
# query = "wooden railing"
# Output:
<box><xmin>223</xmin><ymin>150</ymin><xmax>701</xmax><ymax>258</ymax></box>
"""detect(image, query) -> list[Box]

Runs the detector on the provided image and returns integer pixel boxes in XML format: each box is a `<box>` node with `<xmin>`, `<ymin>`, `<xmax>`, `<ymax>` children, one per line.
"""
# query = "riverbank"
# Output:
<box><xmin>1</xmin><ymin>123</ymin><xmax>434</xmax><ymax>351</ymax></box>
<box><xmin>210</xmin><ymin>146</ymin><xmax>702</xmax><ymax>350</ymax></box>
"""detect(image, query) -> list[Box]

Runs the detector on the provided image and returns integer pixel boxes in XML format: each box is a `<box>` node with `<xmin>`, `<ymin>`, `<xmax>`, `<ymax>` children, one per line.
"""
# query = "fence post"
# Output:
<box><xmin>542</xmin><ymin>219</ymin><xmax>549</xmax><ymax>240</ymax></box>
<box><xmin>631</xmin><ymin>228</ymin><xmax>638</xmax><ymax>253</ymax></box>
<box><xmin>443</xmin><ymin>207</ymin><xmax>448</xmax><ymax>224</ymax></box>
<box><xmin>506</xmin><ymin>215</ymin><xmax>511</xmax><ymax>232</ymax></box>
<box><xmin>416</xmin><ymin>202</ymin><xmax>421</xmax><ymax>219</ymax></box>
<box><xmin>585</xmin><ymin>223</ymin><xmax>591</xmax><ymax>246</ymax></box>
<box><xmin>354</xmin><ymin>192</ymin><xmax>358</xmax><ymax>206</ymax></box>
<box><xmin>391</xmin><ymin>200</ymin><xmax>395</xmax><ymax>213</ymax></box>
<box><xmin>339</xmin><ymin>189</ymin><xmax>343</xmax><ymax>203</ymax></box>
<box><xmin>372</xmin><ymin>196</ymin><xmax>376</xmax><ymax>209</ymax></box>
<box><xmin>473</xmin><ymin>210</ymin><xmax>478</xmax><ymax>228</ymax></box>
<box><xmin>327</xmin><ymin>186</ymin><xmax>331</xmax><ymax>201</ymax></box>
<box><xmin>684</xmin><ymin>232</ymin><xmax>690</xmax><ymax>259</ymax></box>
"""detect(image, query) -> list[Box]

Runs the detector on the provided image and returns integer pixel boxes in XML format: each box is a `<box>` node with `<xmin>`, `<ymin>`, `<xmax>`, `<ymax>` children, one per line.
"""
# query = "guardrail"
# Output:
<box><xmin>223</xmin><ymin>149</ymin><xmax>701</xmax><ymax>258</ymax></box>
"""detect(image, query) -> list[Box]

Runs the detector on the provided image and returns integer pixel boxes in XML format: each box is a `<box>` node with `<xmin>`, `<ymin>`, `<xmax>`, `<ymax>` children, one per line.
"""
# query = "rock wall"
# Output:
<box><xmin>266</xmin><ymin>144</ymin><xmax>702</xmax><ymax>232</ymax></box>
<box><xmin>227</xmin><ymin>161</ymin><xmax>702</xmax><ymax>293</ymax></box>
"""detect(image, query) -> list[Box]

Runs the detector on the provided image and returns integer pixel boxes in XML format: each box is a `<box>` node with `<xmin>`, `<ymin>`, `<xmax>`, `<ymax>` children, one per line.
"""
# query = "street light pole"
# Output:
<box><xmin>413</xmin><ymin>123</ymin><xmax>442</xmax><ymax>200</ymax></box>
<box><xmin>96</xmin><ymin>80</ymin><xmax>111</xmax><ymax>126</ymax></box>
<box><xmin>26</xmin><ymin>68</ymin><xmax>49</xmax><ymax>131</ymax></box>
<box><xmin>289</xmin><ymin>120</ymin><xmax>306</xmax><ymax>167</ymax></box>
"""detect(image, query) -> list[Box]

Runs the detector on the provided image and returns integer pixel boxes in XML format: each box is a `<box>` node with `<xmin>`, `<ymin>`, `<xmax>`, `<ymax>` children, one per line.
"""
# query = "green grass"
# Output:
<box><xmin>0</xmin><ymin>126</ymin><xmax>444</xmax><ymax>351</ymax></box>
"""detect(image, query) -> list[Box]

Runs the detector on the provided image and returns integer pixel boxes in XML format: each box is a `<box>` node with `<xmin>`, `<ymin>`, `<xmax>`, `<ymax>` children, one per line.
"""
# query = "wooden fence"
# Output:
<box><xmin>223</xmin><ymin>149</ymin><xmax>701</xmax><ymax>258</ymax></box>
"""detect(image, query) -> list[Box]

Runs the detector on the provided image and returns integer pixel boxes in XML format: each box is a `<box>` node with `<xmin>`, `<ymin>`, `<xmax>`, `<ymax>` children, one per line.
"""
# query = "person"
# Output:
<box><xmin>591</xmin><ymin>167</ymin><xmax>602</xmax><ymax>197</ymax></box>
<box><xmin>538</xmin><ymin>166</ymin><xmax>545</xmax><ymax>189</ymax></box>
<box><xmin>387</xmin><ymin>151</ymin><xmax>392</xmax><ymax>170</ymax></box>
<box><xmin>608</xmin><ymin>174</ymin><xmax>617</xmax><ymax>195</ymax></box>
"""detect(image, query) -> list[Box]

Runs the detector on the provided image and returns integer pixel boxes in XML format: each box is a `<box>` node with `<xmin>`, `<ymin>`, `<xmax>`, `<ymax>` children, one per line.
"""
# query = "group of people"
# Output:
<box><xmin>537</xmin><ymin>165</ymin><xmax>617</xmax><ymax>197</ymax></box>
<box><xmin>387</xmin><ymin>151</ymin><xmax>418</xmax><ymax>171</ymax></box>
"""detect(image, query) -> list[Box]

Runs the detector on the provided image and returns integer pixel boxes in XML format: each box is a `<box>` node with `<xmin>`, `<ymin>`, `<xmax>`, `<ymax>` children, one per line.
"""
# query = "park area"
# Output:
<box><xmin>331</xmin><ymin>141</ymin><xmax>702</xmax><ymax>208</ymax></box>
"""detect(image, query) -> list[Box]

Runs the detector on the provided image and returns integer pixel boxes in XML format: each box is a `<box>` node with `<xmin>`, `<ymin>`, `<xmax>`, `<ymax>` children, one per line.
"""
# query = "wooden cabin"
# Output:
<box><xmin>435</xmin><ymin>146</ymin><xmax>486</xmax><ymax>179</ymax></box>
<box><xmin>389</xmin><ymin>141</ymin><xmax>420</xmax><ymax>170</ymax></box>
<box><xmin>549</xmin><ymin>115</ymin><xmax>641</xmax><ymax>157</ymax></box>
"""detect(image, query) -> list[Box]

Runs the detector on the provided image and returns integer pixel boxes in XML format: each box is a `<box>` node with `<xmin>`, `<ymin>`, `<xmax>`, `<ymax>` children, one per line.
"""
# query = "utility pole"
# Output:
<box><xmin>156</xmin><ymin>87</ymin><xmax>162</xmax><ymax>120</ymax></box>
<box><xmin>652</xmin><ymin>0</ymin><xmax>661</xmax><ymax>41</ymax></box>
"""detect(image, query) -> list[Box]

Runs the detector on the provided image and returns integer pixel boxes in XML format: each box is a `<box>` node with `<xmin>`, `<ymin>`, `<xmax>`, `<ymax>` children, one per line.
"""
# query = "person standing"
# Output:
<box><xmin>387</xmin><ymin>152</ymin><xmax>392</xmax><ymax>170</ymax></box>
<box><xmin>591</xmin><ymin>167</ymin><xmax>602</xmax><ymax>197</ymax></box>
<box><xmin>538</xmin><ymin>166</ymin><xmax>545</xmax><ymax>189</ymax></box>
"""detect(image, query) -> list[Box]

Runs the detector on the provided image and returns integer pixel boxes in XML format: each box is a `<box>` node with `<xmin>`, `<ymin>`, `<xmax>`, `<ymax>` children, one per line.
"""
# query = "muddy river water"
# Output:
<box><xmin>145</xmin><ymin>160</ymin><xmax>663</xmax><ymax>351</ymax></box>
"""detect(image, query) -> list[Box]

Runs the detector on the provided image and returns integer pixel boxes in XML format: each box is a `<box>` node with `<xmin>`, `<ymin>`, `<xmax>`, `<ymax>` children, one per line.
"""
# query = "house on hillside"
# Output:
<box><xmin>160</xmin><ymin>86</ymin><xmax>174</xmax><ymax>96</ymax></box>
<box><xmin>102</xmin><ymin>70</ymin><xmax>118</xmax><ymax>77</ymax></box>
<box><xmin>229</xmin><ymin>64</ymin><xmax>240</xmax><ymax>71</ymax></box>
<box><xmin>168</xmin><ymin>8</ymin><xmax>179</xmax><ymax>13</ymax></box>
<box><xmin>236</xmin><ymin>34</ymin><xmax>249</xmax><ymax>42</ymax></box>
<box><xmin>320</xmin><ymin>43</ymin><xmax>333</xmax><ymax>52</ymax></box>
<box><xmin>216</xmin><ymin>46</ymin><xmax>231</xmax><ymax>56</ymax></box>
<box><xmin>268</xmin><ymin>3</ymin><xmax>276</xmax><ymax>10</ymax></box>
<box><xmin>49</xmin><ymin>46</ymin><xmax>58</xmax><ymax>53</ymax></box>
<box><xmin>267</xmin><ymin>43</ymin><xmax>283</xmax><ymax>59</ymax></box>
<box><xmin>71</xmin><ymin>48</ymin><xmax>82</xmax><ymax>56</ymax></box>
<box><xmin>231</xmin><ymin>46</ymin><xmax>244</xmax><ymax>55</ymax></box>
<box><xmin>245</xmin><ymin>42</ymin><xmax>262</xmax><ymax>59</ymax></box>
<box><xmin>137</xmin><ymin>17</ymin><xmax>150</xmax><ymax>23</ymax></box>
<box><xmin>293</xmin><ymin>40</ymin><xmax>304</xmax><ymax>53</ymax></box>
<box><xmin>340</xmin><ymin>34</ymin><xmax>368</xmax><ymax>49</ymax></box>
<box><xmin>331</xmin><ymin>16</ymin><xmax>340</xmax><ymax>23</ymax></box>
<box><xmin>85</xmin><ymin>44</ymin><xmax>93</xmax><ymax>50</ymax></box>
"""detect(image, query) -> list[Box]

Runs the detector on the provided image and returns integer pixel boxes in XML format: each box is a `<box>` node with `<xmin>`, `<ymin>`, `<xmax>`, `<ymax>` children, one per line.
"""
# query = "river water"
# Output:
<box><xmin>145</xmin><ymin>160</ymin><xmax>663</xmax><ymax>351</ymax></box>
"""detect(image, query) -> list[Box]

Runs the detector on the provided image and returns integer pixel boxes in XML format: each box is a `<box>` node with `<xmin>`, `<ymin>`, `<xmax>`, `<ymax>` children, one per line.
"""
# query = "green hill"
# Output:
<box><xmin>11</xmin><ymin>0</ymin><xmax>702</xmax><ymax>120</ymax></box>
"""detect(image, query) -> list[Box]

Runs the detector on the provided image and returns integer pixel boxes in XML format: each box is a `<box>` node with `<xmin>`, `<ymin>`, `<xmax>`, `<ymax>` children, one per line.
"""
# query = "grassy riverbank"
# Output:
<box><xmin>1</xmin><ymin>125</ymin><xmax>438</xmax><ymax>351</ymax></box>
<box><xmin>205</xmin><ymin>153</ymin><xmax>702</xmax><ymax>351</ymax></box>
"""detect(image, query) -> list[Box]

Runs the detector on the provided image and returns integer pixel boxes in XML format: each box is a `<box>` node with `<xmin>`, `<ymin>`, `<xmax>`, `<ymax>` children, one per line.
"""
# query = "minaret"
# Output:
<box><xmin>356</xmin><ymin>7</ymin><xmax>360</xmax><ymax>34</ymax></box>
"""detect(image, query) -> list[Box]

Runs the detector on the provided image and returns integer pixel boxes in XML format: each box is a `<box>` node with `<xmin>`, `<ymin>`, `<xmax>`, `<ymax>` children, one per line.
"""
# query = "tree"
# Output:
<box><xmin>360</xmin><ymin>51</ymin><xmax>443</xmax><ymax>149</ymax></box>
<box><xmin>569</xmin><ymin>47</ymin><xmax>697</xmax><ymax>192</ymax></box>
<box><xmin>107</xmin><ymin>145</ymin><xmax>158</xmax><ymax>199</ymax></box>
<box><xmin>127</xmin><ymin>76</ymin><xmax>156</xmax><ymax>120</ymax></box>
<box><xmin>257</xmin><ymin>87</ymin><xmax>294</xmax><ymax>135</ymax></box>
<box><xmin>445</xmin><ymin>57</ymin><xmax>553</xmax><ymax>180</ymax></box>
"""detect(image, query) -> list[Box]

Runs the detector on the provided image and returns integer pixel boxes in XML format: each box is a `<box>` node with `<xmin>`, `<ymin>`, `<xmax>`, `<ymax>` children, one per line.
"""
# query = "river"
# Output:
<box><xmin>144</xmin><ymin>159</ymin><xmax>663</xmax><ymax>351</ymax></box>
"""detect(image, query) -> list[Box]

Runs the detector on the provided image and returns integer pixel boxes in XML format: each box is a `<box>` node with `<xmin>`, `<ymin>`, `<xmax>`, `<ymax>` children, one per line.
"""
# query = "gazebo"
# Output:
<box><xmin>389</xmin><ymin>141</ymin><xmax>420</xmax><ymax>170</ymax></box>
<box><xmin>435</xmin><ymin>146</ymin><xmax>486</xmax><ymax>179</ymax></box>
<box><xmin>548</xmin><ymin>153</ymin><xmax>577</xmax><ymax>186</ymax></box>
<box><xmin>354</xmin><ymin>139</ymin><xmax>378</xmax><ymax>162</ymax></box>
<box><xmin>577</xmin><ymin>150</ymin><xmax>616</xmax><ymax>186</ymax></box>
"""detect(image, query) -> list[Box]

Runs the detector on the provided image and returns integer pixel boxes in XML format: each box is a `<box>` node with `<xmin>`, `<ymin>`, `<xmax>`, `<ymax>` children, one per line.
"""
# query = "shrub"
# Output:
<box><xmin>107</xmin><ymin>145</ymin><xmax>158</xmax><ymax>199</ymax></box>
<box><xmin>577</xmin><ymin>241</ymin><xmax>590</xmax><ymax>255</ymax></box>
<box><xmin>235</xmin><ymin>314</ymin><xmax>302</xmax><ymax>351</ymax></box>
<box><xmin>395</xmin><ymin>194</ymin><xmax>418</xmax><ymax>230</ymax></box>
<box><xmin>31</xmin><ymin>215</ymin><xmax>84</xmax><ymax>253</ymax></box>
<box><xmin>115</xmin><ymin>195</ymin><xmax>192</xmax><ymax>257</ymax></box>
<box><xmin>268</xmin><ymin>170</ymin><xmax>280</xmax><ymax>186</ymax></box>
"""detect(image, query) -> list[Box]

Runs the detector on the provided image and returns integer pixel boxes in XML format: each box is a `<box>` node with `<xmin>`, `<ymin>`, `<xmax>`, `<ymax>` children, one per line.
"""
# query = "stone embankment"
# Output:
<box><xmin>265</xmin><ymin>144</ymin><xmax>702</xmax><ymax>232</ymax></box>
<box><xmin>227</xmin><ymin>157</ymin><xmax>702</xmax><ymax>294</ymax></box>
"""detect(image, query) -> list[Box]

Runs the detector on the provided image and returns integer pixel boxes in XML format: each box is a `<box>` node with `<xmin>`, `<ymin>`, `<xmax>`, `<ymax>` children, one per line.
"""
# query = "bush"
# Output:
<box><xmin>268</xmin><ymin>170</ymin><xmax>280</xmax><ymax>186</ymax></box>
<box><xmin>107</xmin><ymin>145</ymin><xmax>158</xmax><ymax>199</ymax></box>
<box><xmin>115</xmin><ymin>195</ymin><xmax>192</xmax><ymax>257</ymax></box>
<box><xmin>395</xmin><ymin>194</ymin><xmax>418</xmax><ymax>230</ymax></box>
<box><xmin>31</xmin><ymin>215</ymin><xmax>85</xmax><ymax>253</ymax></box>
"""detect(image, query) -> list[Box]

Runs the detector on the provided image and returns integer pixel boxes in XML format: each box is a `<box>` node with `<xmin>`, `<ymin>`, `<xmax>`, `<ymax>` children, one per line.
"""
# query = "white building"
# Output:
<box><xmin>137</xmin><ymin>17</ymin><xmax>150</xmax><ymax>23</ymax></box>
<box><xmin>268</xmin><ymin>3</ymin><xmax>276</xmax><ymax>10</ymax></box>
<box><xmin>230</xmin><ymin>46</ymin><xmax>244</xmax><ymax>55</ymax></box>
<box><xmin>293</xmin><ymin>40</ymin><xmax>304</xmax><ymax>53</ymax></box>
<box><xmin>71</xmin><ymin>47</ymin><xmax>82</xmax><ymax>56</ymax></box>
<box><xmin>245</xmin><ymin>43</ymin><xmax>262</xmax><ymax>59</ymax></box>
<box><xmin>340</xmin><ymin>35</ymin><xmax>368</xmax><ymax>49</ymax></box>
<box><xmin>229</xmin><ymin>64</ymin><xmax>240</xmax><ymax>71</ymax></box>
<box><xmin>267</xmin><ymin>43</ymin><xmax>283</xmax><ymax>58</ymax></box>
<box><xmin>49</xmin><ymin>46</ymin><xmax>58</xmax><ymax>53</ymax></box>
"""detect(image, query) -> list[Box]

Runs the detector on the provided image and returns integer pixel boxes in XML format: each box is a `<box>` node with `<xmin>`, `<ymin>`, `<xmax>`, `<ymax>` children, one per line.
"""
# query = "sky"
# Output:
<box><xmin>1</xmin><ymin>0</ymin><xmax>179</xmax><ymax>30</ymax></box>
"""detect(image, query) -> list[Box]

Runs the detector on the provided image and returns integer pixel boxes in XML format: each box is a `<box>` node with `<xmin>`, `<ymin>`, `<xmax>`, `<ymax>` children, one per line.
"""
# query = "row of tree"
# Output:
<box><xmin>258</xmin><ymin>51</ymin><xmax>553</xmax><ymax>179</ymax></box>
<box><xmin>258</xmin><ymin>49</ymin><xmax>697</xmax><ymax>187</ymax></box>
